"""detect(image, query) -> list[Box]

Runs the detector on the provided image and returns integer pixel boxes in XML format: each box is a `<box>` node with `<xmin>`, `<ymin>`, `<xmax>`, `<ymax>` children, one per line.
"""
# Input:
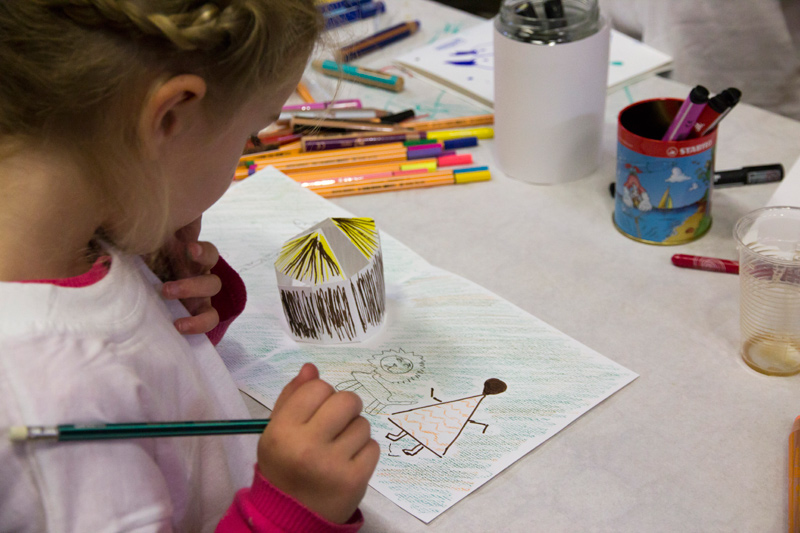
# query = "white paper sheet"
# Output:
<box><xmin>393</xmin><ymin>20</ymin><xmax>674</xmax><ymax>107</ymax></box>
<box><xmin>201</xmin><ymin>168</ymin><xmax>637</xmax><ymax>523</ymax></box>
<box><xmin>767</xmin><ymin>155</ymin><xmax>800</xmax><ymax>207</ymax></box>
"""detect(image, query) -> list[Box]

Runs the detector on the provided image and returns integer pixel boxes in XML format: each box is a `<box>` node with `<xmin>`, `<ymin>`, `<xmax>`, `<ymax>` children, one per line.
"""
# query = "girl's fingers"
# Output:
<box><xmin>351</xmin><ymin>437</ymin><xmax>381</xmax><ymax>474</ymax></box>
<box><xmin>174</xmin><ymin>305</ymin><xmax>219</xmax><ymax>335</ymax></box>
<box><xmin>273</xmin><ymin>379</ymin><xmax>336</xmax><ymax>426</ymax></box>
<box><xmin>272</xmin><ymin>363</ymin><xmax>320</xmax><ymax>415</ymax></box>
<box><xmin>162</xmin><ymin>274</ymin><xmax>222</xmax><ymax>300</ymax></box>
<box><xmin>333</xmin><ymin>416</ymin><xmax>373</xmax><ymax>460</ymax></box>
<box><xmin>309</xmin><ymin>391</ymin><xmax>364</xmax><ymax>441</ymax></box>
<box><xmin>187</xmin><ymin>240</ymin><xmax>219</xmax><ymax>270</ymax></box>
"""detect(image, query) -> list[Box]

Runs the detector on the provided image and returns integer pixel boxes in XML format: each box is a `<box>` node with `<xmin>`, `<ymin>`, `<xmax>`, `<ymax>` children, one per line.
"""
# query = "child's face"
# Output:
<box><xmin>165</xmin><ymin>70</ymin><xmax>302</xmax><ymax>231</ymax></box>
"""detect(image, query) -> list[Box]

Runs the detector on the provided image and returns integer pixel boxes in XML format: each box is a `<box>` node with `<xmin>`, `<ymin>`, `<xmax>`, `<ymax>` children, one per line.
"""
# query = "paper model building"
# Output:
<box><xmin>275</xmin><ymin>217</ymin><xmax>385</xmax><ymax>344</ymax></box>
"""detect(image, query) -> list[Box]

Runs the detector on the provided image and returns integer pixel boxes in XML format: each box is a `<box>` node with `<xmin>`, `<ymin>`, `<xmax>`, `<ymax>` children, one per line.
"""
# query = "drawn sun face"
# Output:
<box><xmin>369</xmin><ymin>349</ymin><xmax>425</xmax><ymax>383</ymax></box>
<box><xmin>381</xmin><ymin>355</ymin><xmax>414</xmax><ymax>374</ymax></box>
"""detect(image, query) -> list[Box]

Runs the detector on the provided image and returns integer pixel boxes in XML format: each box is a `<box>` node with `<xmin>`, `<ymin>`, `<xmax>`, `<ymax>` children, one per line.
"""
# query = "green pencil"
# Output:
<box><xmin>8</xmin><ymin>419</ymin><xmax>270</xmax><ymax>442</ymax></box>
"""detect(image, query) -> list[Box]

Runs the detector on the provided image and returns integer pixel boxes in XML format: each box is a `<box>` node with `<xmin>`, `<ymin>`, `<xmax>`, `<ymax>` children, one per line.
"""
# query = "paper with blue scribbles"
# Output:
<box><xmin>201</xmin><ymin>167</ymin><xmax>637</xmax><ymax>523</ymax></box>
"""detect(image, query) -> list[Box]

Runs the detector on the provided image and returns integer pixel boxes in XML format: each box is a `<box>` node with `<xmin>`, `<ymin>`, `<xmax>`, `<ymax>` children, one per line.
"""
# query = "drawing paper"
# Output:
<box><xmin>201</xmin><ymin>168</ymin><xmax>638</xmax><ymax>523</ymax></box>
<box><xmin>393</xmin><ymin>20</ymin><xmax>673</xmax><ymax>107</ymax></box>
<box><xmin>767</xmin><ymin>155</ymin><xmax>800</xmax><ymax>207</ymax></box>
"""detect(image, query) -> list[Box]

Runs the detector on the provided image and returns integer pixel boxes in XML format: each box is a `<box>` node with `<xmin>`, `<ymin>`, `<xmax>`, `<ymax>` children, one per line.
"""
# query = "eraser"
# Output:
<box><xmin>8</xmin><ymin>426</ymin><xmax>28</xmax><ymax>441</ymax></box>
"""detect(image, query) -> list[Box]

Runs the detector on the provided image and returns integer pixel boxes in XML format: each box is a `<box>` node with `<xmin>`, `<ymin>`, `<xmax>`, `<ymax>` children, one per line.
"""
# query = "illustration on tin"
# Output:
<box><xmin>336</xmin><ymin>349</ymin><xmax>425</xmax><ymax>414</ymax></box>
<box><xmin>385</xmin><ymin>378</ymin><xmax>507</xmax><ymax>458</ymax></box>
<box><xmin>615</xmin><ymin>149</ymin><xmax>713</xmax><ymax>244</ymax></box>
<box><xmin>274</xmin><ymin>217</ymin><xmax>386</xmax><ymax>344</ymax></box>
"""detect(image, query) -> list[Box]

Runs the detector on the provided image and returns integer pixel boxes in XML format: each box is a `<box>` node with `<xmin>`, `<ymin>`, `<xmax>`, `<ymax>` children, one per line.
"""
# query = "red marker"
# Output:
<box><xmin>686</xmin><ymin>92</ymin><xmax>729</xmax><ymax>139</ymax></box>
<box><xmin>671</xmin><ymin>254</ymin><xmax>739</xmax><ymax>274</ymax></box>
<box><xmin>696</xmin><ymin>88</ymin><xmax>741</xmax><ymax>137</ymax></box>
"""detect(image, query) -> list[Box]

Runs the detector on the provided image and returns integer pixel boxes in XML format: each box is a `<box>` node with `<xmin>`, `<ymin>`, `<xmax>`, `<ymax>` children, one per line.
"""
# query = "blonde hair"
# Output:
<box><xmin>0</xmin><ymin>0</ymin><xmax>321</xmax><ymax>253</ymax></box>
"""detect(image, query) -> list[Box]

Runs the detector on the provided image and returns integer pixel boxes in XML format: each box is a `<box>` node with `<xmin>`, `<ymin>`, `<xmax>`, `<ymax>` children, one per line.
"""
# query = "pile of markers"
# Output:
<box><xmin>234</xmin><ymin>7</ymin><xmax>492</xmax><ymax>198</ymax></box>
<box><xmin>237</xmin><ymin>100</ymin><xmax>493</xmax><ymax>198</ymax></box>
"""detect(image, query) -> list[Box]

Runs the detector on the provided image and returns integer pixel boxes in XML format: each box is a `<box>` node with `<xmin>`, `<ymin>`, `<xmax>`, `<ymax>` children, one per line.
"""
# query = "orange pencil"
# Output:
<box><xmin>284</xmin><ymin>153</ymin><xmax>472</xmax><ymax>181</ymax></box>
<box><xmin>291</xmin><ymin>116</ymin><xmax>412</xmax><ymax>133</ymax></box>
<box><xmin>238</xmin><ymin>141</ymin><xmax>303</xmax><ymax>163</ymax></box>
<box><xmin>406</xmin><ymin>114</ymin><xmax>494</xmax><ymax>132</ymax></box>
<box><xmin>295</xmin><ymin>81</ymin><xmax>315</xmax><ymax>103</ymax></box>
<box><xmin>240</xmin><ymin>142</ymin><xmax>406</xmax><ymax>166</ymax></box>
<box><xmin>286</xmin><ymin>160</ymin><xmax>433</xmax><ymax>181</ymax></box>
<box><xmin>237</xmin><ymin>145</ymin><xmax>410</xmax><ymax>178</ymax></box>
<box><xmin>300</xmin><ymin>168</ymin><xmax>429</xmax><ymax>190</ymax></box>
<box><xmin>312</xmin><ymin>166</ymin><xmax>490</xmax><ymax>198</ymax></box>
<box><xmin>273</xmin><ymin>151</ymin><xmax>407</xmax><ymax>173</ymax></box>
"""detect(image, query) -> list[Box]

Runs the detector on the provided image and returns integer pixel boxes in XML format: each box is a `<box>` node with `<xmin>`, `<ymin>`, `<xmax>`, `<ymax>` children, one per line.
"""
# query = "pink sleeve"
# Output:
<box><xmin>216</xmin><ymin>465</ymin><xmax>364</xmax><ymax>533</ymax></box>
<box><xmin>206</xmin><ymin>256</ymin><xmax>247</xmax><ymax>346</ymax></box>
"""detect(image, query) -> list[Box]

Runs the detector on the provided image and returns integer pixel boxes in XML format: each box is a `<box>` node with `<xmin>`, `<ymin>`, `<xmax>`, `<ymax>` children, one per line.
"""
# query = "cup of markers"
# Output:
<box><xmin>613</xmin><ymin>86</ymin><xmax>741</xmax><ymax>245</ymax></box>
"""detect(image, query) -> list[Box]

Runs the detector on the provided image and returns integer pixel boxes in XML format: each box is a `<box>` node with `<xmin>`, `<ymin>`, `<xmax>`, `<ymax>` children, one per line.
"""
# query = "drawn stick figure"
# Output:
<box><xmin>385</xmin><ymin>378</ymin><xmax>507</xmax><ymax>458</ymax></box>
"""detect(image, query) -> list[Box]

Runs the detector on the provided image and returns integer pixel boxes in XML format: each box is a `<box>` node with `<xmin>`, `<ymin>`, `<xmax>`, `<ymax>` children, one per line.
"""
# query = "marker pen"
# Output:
<box><xmin>696</xmin><ymin>87</ymin><xmax>741</xmax><ymax>137</ymax></box>
<box><xmin>686</xmin><ymin>92</ymin><xmax>729</xmax><ymax>139</ymax></box>
<box><xmin>671</xmin><ymin>254</ymin><xmax>739</xmax><ymax>274</ymax></box>
<box><xmin>713</xmin><ymin>163</ymin><xmax>784</xmax><ymax>188</ymax></box>
<box><xmin>662</xmin><ymin>85</ymin><xmax>709</xmax><ymax>141</ymax></box>
<box><xmin>608</xmin><ymin>163</ymin><xmax>784</xmax><ymax>196</ymax></box>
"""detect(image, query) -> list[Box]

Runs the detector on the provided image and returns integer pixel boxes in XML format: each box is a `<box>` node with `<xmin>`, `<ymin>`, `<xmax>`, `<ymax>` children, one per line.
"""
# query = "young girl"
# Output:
<box><xmin>0</xmin><ymin>1</ymin><xmax>379</xmax><ymax>531</ymax></box>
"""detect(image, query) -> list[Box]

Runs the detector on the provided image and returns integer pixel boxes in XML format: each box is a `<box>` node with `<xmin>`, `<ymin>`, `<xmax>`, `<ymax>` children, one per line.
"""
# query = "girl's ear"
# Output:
<box><xmin>139</xmin><ymin>74</ymin><xmax>207</xmax><ymax>159</ymax></box>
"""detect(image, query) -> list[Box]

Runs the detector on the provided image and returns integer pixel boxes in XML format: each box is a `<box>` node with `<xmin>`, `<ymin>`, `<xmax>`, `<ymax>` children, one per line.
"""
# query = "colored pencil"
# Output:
<box><xmin>246</xmin><ymin>142</ymin><xmax>407</xmax><ymax>164</ymax></box>
<box><xmin>299</xmin><ymin>168</ymin><xmax>431</xmax><ymax>190</ymax></box>
<box><xmin>312</xmin><ymin>59</ymin><xmax>404</xmax><ymax>92</ymax></box>
<box><xmin>295</xmin><ymin>81</ymin><xmax>315</xmax><ymax>103</ymax></box>
<box><xmin>239</xmin><ymin>140</ymin><xmax>303</xmax><ymax>161</ymax></box>
<box><xmin>290</xmin><ymin>116</ymin><xmax>411</xmax><ymax>133</ymax></box>
<box><xmin>279</xmin><ymin>108</ymin><xmax>388</xmax><ymax>123</ymax></box>
<box><xmin>282</xmin><ymin>99</ymin><xmax>362</xmax><ymax>112</ymax></box>
<box><xmin>236</xmin><ymin>144</ymin><xmax>410</xmax><ymax>178</ymax></box>
<box><xmin>302</xmin><ymin>131</ymin><xmax>427</xmax><ymax>151</ymax></box>
<box><xmin>243</xmin><ymin>133</ymin><xmax>302</xmax><ymax>155</ymax></box>
<box><xmin>312</xmin><ymin>166</ymin><xmax>491</xmax><ymax>198</ymax></box>
<box><xmin>336</xmin><ymin>20</ymin><xmax>421</xmax><ymax>62</ymax></box>
<box><xmin>9</xmin><ymin>419</ymin><xmax>270</xmax><ymax>442</ymax></box>
<box><xmin>282</xmin><ymin>156</ymin><xmax>459</xmax><ymax>181</ymax></box>
<box><xmin>406</xmin><ymin>114</ymin><xmax>494</xmax><ymax>131</ymax></box>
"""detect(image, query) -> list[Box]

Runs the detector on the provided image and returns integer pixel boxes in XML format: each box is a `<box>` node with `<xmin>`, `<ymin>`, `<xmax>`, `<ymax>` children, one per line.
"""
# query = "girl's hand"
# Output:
<box><xmin>257</xmin><ymin>363</ymin><xmax>380</xmax><ymax>524</ymax></box>
<box><xmin>157</xmin><ymin>217</ymin><xmax>222</xmax><ymax>335</ymax></box>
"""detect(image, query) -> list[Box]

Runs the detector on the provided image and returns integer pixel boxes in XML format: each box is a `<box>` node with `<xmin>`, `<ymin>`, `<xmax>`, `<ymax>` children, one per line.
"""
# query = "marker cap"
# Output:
<box><xmin>437</xmin><ymin>154</ymin><xmax>474</xmax><ymax>167</ymax></box>
<box><xmin>454</xmin><ymin>170</ymin><xmax>491</xmax><ymax>184</ymax></box>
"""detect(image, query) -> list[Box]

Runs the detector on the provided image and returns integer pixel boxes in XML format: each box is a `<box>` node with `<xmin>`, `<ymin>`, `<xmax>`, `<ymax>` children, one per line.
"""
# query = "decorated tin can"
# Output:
<box><xmin>613</xmin><ymin>98</ymin><xmax>717</xmax><ymax>245</ymax></box>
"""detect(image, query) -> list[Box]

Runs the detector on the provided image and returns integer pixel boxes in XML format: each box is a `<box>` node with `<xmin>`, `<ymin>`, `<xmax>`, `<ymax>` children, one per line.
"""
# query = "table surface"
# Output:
<box><xmin>241</xmin><ymin>2</ymin><xmax>800</xmax><ymax>531</ymax></box>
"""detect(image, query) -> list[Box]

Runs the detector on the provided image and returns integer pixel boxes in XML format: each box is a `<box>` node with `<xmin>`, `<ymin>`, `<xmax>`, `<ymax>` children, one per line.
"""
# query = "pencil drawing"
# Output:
<box><xmin>337</xmin><ymin>349</ymin><xmax>424</xmax><ymax>414</ymax></box>
<box><xmin>385</xmin><ymin>378</ymin><xmax>507</xmax><ymax>457</ymax></box>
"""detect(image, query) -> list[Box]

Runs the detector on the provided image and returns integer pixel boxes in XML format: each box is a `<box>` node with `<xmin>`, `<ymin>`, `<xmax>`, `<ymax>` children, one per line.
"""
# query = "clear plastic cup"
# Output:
<box><xmin>734</xmin><ymin>206</ymin><xmax>800</xmax><ymax>375</ymax></box>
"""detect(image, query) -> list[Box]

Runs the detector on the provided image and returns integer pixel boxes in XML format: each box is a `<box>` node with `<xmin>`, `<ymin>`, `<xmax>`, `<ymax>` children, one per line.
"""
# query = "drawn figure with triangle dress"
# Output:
<box><xmin>385</xmin><ymin>378</ymin><xmax>507</xmax><ymax>458</ymax></box>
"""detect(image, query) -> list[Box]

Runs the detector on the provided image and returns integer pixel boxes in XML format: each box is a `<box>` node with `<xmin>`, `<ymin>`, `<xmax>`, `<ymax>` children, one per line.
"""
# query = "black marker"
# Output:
<box><xmin>713</xmin><ymin>163</ymin><xmax>785</xmax><ymax>188</ymax></box>
<box><xmin>380</xmin><ymin>109</ymin><xmax>415</xmax><ymax>124</ymax></box>
<box><xmin>609</xmin><ymin>163</ymin><xmax>785</xmax><ymax>197</ymax></box>
<box><xmin>544</xmin><ymin>0</ymin><xmax>564</xmax><ymax>18</ymax></box>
